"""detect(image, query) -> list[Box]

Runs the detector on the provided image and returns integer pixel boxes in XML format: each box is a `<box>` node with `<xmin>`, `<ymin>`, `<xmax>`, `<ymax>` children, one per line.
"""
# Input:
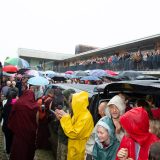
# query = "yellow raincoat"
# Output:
<box><xmin>60</xmin><ymin>91</ymin><xmax>94</xmax><ymax>160</ymax></box>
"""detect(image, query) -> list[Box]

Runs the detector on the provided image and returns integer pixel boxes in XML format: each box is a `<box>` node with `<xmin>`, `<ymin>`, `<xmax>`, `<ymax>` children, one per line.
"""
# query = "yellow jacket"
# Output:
<box><xmin>60</xmin><ymin>91</ymin><xmax>94</xmax><ymax>160</ymax></box>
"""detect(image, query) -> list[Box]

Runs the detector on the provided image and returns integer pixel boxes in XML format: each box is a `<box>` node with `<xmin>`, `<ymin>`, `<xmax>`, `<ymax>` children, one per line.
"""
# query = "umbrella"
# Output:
<box><xmin>117</xmin><ymin>71</ymin><xmax>143</xmax><ymax>80</ymax></box>
<box><xmin>65</xmin><ymin>70</ymin><xmax>74</xmax><ymax>74</ymax></box>
<box><xmin>105</xmin><ymin>70</ymin><xmax>143</xmax><ymax>81</ymax></box>
<box><xmin>4</xmin><ymin>57</ymin><xmax>30</xmax><ymax>69</ymax></box>
<box><xmin>84</xmin><ymin>70</ymin><xmax>91</xmax><ymax>74</ymax></box>
<box><xmin>2</xmin><ymin>65</ymin><xmax>18</xmax><ymax>73</ymax></box>
<box><xmin>45</xmin><ymin>70</ymin><xmax>56</xmax><ymax>78</ymax></box>
<box><xmin>65</xmin><ymin>74</ymin><xmax>79</xmax><ymax>79</ymax></box>
<box><xmin>80</xmin><ymin>76</ymin><xmax>100</xmax><ymax>81</ymax></box>
<box><xmin>90</xmin><ymin>69</ymin><xmax>107</xmax><ymax>77</ymax></box>
<box><xmin>105</xmin><ymin>70</ymin><xmax>118</xmax><ymax>76</ymax></box>
<box><xmin>74</xmin><ymin>71</ymin><xmax>89</xmax><ymax>77</ymax></box>
<box><xmin>38</xmin><ymin>71</ymin><xmax>45</xmax><ymax>77</ymax></box>
<box><xmin>27</xmin><ymin>76</ymin><xmax>49</xmax><ymax>86</ymax></box>
<box><xmin>45</xmin><ymin>70</ymin><xmax>56</xmax><ymax>75</ymax></box>
<box><xmin>51</xmin><ymin>74</ymin><xmax>67</xmax><ymax>81</ymax></box>
<box><xmin>25</xmin><ymin>70</ymin><xmax>39</xmax><ymax>77</ymax></box>
<box><xmin>17</xmin><ymin>68</ymin><xmax>30</xmax><ymax>74</ymax></box>
<box><xmin>2</xmin><ymin>71</ymin><xmax>15</xmax><ymax>77</ymax></box>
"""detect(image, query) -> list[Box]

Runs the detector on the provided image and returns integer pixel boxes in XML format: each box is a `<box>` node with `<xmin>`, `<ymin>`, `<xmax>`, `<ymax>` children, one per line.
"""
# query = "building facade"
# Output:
<box><xmin>18</xmin><ymin>34</ymin><xmax>160</xmax><ymax>72</ymax></box>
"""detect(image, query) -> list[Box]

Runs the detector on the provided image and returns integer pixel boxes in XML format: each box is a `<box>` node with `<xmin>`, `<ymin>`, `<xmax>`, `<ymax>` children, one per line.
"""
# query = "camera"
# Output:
<box><xmin>41</xmin><ymin>104</ymin><xmax>45</xmax><ymax>112</ymax></box>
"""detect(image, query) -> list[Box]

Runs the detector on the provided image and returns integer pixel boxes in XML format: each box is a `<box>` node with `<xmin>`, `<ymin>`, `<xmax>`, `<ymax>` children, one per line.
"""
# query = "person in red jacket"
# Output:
<box><xmin>116</xmin><ymin>107</ymin><xmax>159</xmax><ymax>160</ymax></box>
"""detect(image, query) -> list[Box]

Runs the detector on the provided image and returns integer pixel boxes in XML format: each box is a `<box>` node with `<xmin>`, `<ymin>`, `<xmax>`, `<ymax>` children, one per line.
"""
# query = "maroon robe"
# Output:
<box><xmin>8</xmin><ymin>90</ymin><xmax>38</xmax><ymax>160</ymax></box>
<box><xmin>36</xmin><ymin>95</ymin><xmax>53</xmax><ymax>149</ymax></box>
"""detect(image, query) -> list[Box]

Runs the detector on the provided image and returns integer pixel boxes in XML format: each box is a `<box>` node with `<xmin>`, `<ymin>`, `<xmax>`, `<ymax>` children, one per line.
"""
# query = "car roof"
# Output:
<box><xmin>45</xmin><ymin>83</ymin><xmax>97</xmax><ymax>97</ymax></box>
<box><xmin>102</xmin><ymin>80</ymin><xmax>160</xmax><ymax>95</ymax></box>
<box><xmin>95</xmin><ymin>80</ymin><xmax>160</xmax><ymax>95</ymax></box>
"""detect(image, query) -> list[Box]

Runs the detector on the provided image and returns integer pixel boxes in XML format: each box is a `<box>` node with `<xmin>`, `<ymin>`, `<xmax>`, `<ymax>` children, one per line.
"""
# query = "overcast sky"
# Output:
<box><xmin>0</xmin><ymin>0</ymin><xmax>160</xmax><ymax>63</ymax></box>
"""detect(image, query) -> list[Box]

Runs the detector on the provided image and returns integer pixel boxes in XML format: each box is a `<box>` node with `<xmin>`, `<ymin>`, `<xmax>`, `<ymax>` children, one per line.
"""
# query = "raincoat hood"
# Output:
<box><xmin>71</xmin><ymin>91</ymin><xmax>89</xmax><ymax>116</ymax></box>
<box><xmin>119</xmin><ymin>107</ymin><xmax>159</xmax><ymax>160</ymax></box>
<box><xmin>93</xmin><ymin>116</ymin><xmax>119</xmax><ymax>160</ymax></box>
<box><xmin>120</xmin><ymin>107</ymin><xmax>150</xmax><ymax>145</ymax></box>
<box><xmin>60</xmin><ymin>90</ymin><xmax>94</xmax><ymax>160</ymax></box>
<box><xmin>105</xmin><ymin>95</ymin><xmax>126</xmax><ymax>117</ymax></box>
<box><xmin>95</xmin><ymin>116</ymin><xmax>116</xmax><ymax>148</ymax></box>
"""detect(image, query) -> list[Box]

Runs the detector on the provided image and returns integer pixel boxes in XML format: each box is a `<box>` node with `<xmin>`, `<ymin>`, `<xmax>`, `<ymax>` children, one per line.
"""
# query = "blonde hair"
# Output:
<box><xmin>149</xmin><ymin>119</ymin><xmax>160</xmax><ymax>138</ymax></box>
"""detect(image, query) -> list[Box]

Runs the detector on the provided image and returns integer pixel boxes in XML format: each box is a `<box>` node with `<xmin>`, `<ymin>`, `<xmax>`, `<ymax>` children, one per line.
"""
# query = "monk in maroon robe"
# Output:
<box><xmin>8</xmin><ymin>90</ymin><xmax>39</xmax><ymax>160</ymax></box>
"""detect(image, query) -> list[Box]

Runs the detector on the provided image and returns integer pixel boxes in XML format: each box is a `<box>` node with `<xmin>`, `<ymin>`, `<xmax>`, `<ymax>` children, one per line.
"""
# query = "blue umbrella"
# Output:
<box><xmin>45</xmin><ymin>71</ymin><xmax>57</xmax><ymax>78</ymax></box>
<box><xmin>70</xmin><ymin>75</ymin><xmax>81</xmax><ymax>79</ymax></box>
<box><xmin>80</xmin><ymin>76</ymin><xmax>100</xmax><ymax>81</ymax></box>
<box><xmin>45</xmin><ymin>70</ymin><xmax>56</xmax><ymax>74</ymax></box>
<box><xmin>27</xmin><ymin>76</ymin><xmax>49</xmax><ymax>86</ymax></box>
<box><xmin>74</xmin><ymin>71</ymin><xmax>89</xmax><ymax>77</ymax></box>
<box><xmin>90</xmin><ymin>69</ymin><xmax>107</xmax><ymax>77</ymax></box>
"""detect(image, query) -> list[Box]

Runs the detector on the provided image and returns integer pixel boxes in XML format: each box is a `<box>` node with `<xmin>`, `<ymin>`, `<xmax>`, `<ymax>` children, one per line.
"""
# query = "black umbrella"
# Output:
<box><xmin>105</xmin><ymin>70</ymin><xmax>143</xmax><ymax>81</ymax></box>
<box><xmin>51</xmin><ymin>74</ymin><xmax>67</xmax><ymax>81</ymax></box>
<box><xmin>17</xmin><ymin>68</ymin><xmax>30</xmax><ymax>74</ymax></box>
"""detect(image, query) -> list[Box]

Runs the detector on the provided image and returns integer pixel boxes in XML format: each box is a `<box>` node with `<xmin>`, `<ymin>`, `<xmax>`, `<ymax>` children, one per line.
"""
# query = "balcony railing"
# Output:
<box><xmin>57</xmin><ymin>59</ymin><xmax>160</xmax><ymax>72</ymax></box>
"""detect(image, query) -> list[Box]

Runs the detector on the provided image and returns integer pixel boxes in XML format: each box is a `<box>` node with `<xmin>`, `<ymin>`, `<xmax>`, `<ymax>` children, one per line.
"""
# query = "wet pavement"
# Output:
<box><xmin>0</xmin><ymin>127</ymin><xmax>8</xmax><ymax>160</ymax></box>
<box><xmin>0</xmin><ymin>127</ymin><xmax>55</xmax><ymax>160</ymax></box>
<box><xmin>35</xmin><ymin>149</ymin><xmax>55</xmax><ymax>160</ymax></box>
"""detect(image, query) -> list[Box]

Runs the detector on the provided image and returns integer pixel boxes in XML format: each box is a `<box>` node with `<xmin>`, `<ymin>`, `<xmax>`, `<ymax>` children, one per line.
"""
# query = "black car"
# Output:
<box><xmin>89</xmin><ymin>80</ymin><xmax>160</xmax><ymax>125</ymax></box>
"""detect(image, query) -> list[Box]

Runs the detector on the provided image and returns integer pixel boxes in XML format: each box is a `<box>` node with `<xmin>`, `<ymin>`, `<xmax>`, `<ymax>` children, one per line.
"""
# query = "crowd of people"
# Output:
<box><xmin>68</xmin><ymin>49</ymin><xmax>160</xmax><ymax>71</ymax></box>
<box><xmin>0</xmin><ymin>73</ymin><xmax>160</xmax><ymax>160</ymax></box>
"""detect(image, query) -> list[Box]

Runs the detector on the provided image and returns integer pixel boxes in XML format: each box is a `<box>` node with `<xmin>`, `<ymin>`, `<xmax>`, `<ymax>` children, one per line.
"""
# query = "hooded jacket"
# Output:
<box><xmin>93</xmin><ymin>117</ymin><xmax>119</xmax><ymax>160</ymax></box>
<box><xmin>60</xmin><ymin>91</ymin><xmax>94</xmax><ymax>160</ymax></box>
<box><xmin>105</xmin><ymin>95</ymin><xmax>126</xmax><ymax>141</ymax></box>
<box><xmin>105</xmin><ymin>95</ymin><xmax>126</xmax><ymax>117</ymax></box>
<box><xmin>119</xmin><ymin>107</ymin><xmax>159</xmax><ymax>160</ymax></box>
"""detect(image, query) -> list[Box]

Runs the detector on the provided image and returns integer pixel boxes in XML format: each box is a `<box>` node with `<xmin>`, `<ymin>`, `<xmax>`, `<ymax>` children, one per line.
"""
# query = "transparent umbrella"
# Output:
<box><xmin>27</xmin><ymin>76</ymin><xmax>49</xmax><ymax>86</ymax></box>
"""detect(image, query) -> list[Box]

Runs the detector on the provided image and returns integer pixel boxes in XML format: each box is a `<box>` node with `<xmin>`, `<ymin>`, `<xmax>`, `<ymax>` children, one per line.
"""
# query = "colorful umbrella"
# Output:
<box><xmin>25</xmin><ymin>70</ymin><xmax>39</xmax><ymax>77</ymax></box>
<box><xmin>90</xmin><ymin>69</ymin><xmax>107</xmax><ymax>77</ymax></box>
<box><xmin>65</xmin><ymin>70</ymin><xmax>74</xmax><ymax>74</ymax></box>
<box><xmin>2</xmin><ymin>71</ymin><xmax>15</xmax><ymax>77</ymax></box>
<box><xmin>4</xmin><ymin>57</ymin><xmax>30</xmax><ymax>69</ymax></box>
<box><xmin>2</xmin><ymin>65</ymin><xmax>18</xmax><ymax>73</ymax></box>
<box><xmin>105</xmin><ymin>70</ymin><xmax>118</xmax><ymax>76</ymax></box>
<box><xmin>27</xmin><ymin>76</ymin><xmax>49</xmax><ymax>86</ymax></box>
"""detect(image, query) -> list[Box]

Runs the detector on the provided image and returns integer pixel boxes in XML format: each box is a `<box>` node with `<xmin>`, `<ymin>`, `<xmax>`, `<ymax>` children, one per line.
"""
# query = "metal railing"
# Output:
<box><xmin>57</xmin><ymin>59</ymin><xmax>160</xmax><ymax>72</ymax></box>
